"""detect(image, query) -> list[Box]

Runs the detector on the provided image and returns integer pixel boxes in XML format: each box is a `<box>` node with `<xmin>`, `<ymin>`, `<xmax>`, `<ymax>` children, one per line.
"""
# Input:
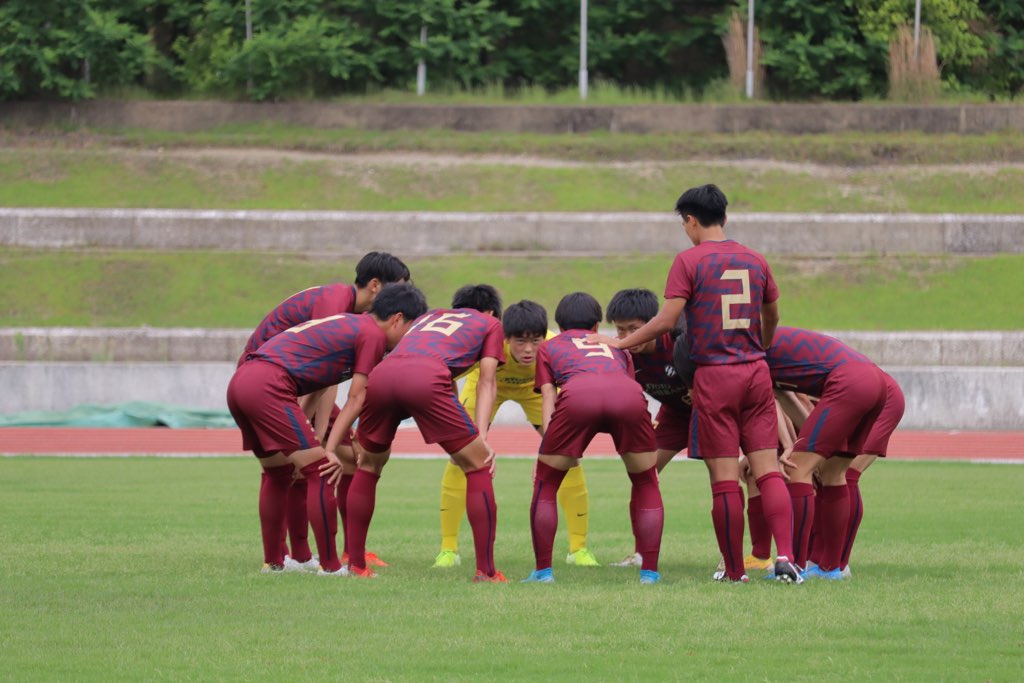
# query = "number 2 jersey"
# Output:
<box><xmin>386</xmin><ymin>308</ymin><xmax>506</xmax><ymax>378</ymax></box>
<box><xmin>240</xmin><ymin>283</ymin><xmax>358</xmax><ymax>364</ymax></box>
<box><xmin>664</xmin><ymin>239</ymin><xmax>779</xmax><ymax>366</ymax></box>
<box><xmin>248</xmin><ymin>313</ymin><xmax>386</xmax><ymax>396</ymax></box>
<box><xmin>534</xmin><ymin>329</ymin><xmax>636</xmax><ymax>390</ymax></box>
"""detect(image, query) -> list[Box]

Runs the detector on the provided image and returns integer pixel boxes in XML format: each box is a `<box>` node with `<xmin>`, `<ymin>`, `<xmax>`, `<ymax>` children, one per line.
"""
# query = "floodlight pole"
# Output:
<box><xmin>913</xmin><ymin>0</ymin><xmax>922</xmax><ymax>66</ymax></box>
<box><xmin>579</xmin><ymin>0</ymin><xmax>588</xmax><ymax>100</ymax></box>
<box><xmin>417</xmin><ymin>25</ymin><xmax>427</xmax><ymax>96</ymax></box>
<box><xmin>745</xmin><ymin>0</ymin><xmax>755</xmax><ymax>99</ymax></box>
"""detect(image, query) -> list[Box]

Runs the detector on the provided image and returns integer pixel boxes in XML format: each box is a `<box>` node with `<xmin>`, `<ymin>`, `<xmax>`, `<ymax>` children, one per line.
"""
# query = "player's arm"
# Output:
<box><xmin>775</xmin><ymin>389</ymin><xmax>810</xmax><ymax>431</ymax></box>
<box><xmin>474</xmin><ymin>357</ymin><xmax>499</xmax><ymax>443</ymax></box>
<box><xmin>539</xmin><ymin>383</ymin><xmax>557</xmax><ymax>436</ymax></box>
<box><xmin>459</xmin><ymin>366</ymin><xmax>480</xmax><ymax>420</ymax></box>
<box><xmin>588</xmin><ymin>297</ymin><xmax>686</xmax><ymax>350</ymax></box>
<box><xmin>311</xmin><ymin>385</ymin><xmax>339</xmax><ymax>444</ymax></box>
<box><xmin>761</xmin><ymin>299</ymin><xmax>780</xmax><ymax>350</ymax></box>
<box><xmin>321</xmin><ymin>373</ymin><xmax>368</xmax><ymax>483</ymax></box>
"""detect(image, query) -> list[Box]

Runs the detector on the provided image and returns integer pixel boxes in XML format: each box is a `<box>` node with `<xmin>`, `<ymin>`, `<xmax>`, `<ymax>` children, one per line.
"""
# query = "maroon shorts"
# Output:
<box><xmin>795</xmin><ymin>363</ymin><xmax>888</xmax><ymax>458</ymax></box>
<box><xmin>540</xmin><ymin>374</ymin><xmax>656</xmax><ymax>458</ymax></box>
<box><xmin>226</xmin><ymin>360</ymin><xmax>317</xmax><ymax>457</ymax></box>
<box><xmin>357</xmin><ymin>355</ymin><xmax>478</xmax><ymax>454</ymax></box>
<box><xmin>654</xmin><ymin>400</ymin><xmax>692</xmax><ymax>454</ymax></box>
<box><xmin>689</xmin><ymin>360</ymin><xmax>777</xmax><ymax>459</ymax></box>
<box><xmin>860</xmin><ymin>372</ymin><xmax>905</xmax><ymax>457</ymax></box>
<box><xmin>311</xmin><ymin>403</ymin><xmax>353</xmax><ymax>448</ymax></box>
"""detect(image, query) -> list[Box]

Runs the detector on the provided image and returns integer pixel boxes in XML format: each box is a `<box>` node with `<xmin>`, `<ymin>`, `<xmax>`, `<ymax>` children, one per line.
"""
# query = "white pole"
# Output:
<box><xmin>913</xmin><ymin>0</ymin><xmax>922</xmax><ymax>66</ymax></box>
<box><xmin>579</xmin><ymin>0</ymin><xmax>588</xmax><ymax>100</ymax></box>
<box><xmin>416</xmin><ymin>25</ymin><xmax>427</xmax><ymax>96</ymax></box>
<box><xmin>745</xmin><ymin>0</ymin><xmax>755</xmax><ymax>98</ymax></box>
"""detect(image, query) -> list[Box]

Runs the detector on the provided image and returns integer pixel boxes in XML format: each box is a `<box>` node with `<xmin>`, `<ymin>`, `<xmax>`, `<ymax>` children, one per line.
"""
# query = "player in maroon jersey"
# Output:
<box><xmin>239</xmin><ymin>251</ymin><xmax>409</xmax><ymax>569</ymax></box>
<box><xmin>765</xmin><ymin>326</ymin><xmax>889</xmax><ymax>579</ymax></box>
<box><xmin>604</xmin><ymin>288</ymin><xmax>691</xmax><ymax>569</ymax></box>
<box><xmin>227</xmin><ymin>282</ymin><xmax>427</xmax><ymax>575</ymax></box>
<box><xmin>348</xmin><ymin>285</ymin><xmax>508</xmax><ymax>582</ymax></box>
<box><xmin>523</xmin><ymin>292</ymin><xmax>664</xmax><ymax>584</ymax></box>
<box><xmin>588</xmin><ymin>184</ymin><xmax>799</xmax><ymax>584</ymax></box>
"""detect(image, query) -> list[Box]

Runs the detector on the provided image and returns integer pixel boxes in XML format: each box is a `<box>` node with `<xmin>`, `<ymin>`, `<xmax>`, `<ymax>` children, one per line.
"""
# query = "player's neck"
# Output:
<box><xmin>695</xmin><ymin>225</ymin><xmax>728</xmax><ymax>243</ymax></box>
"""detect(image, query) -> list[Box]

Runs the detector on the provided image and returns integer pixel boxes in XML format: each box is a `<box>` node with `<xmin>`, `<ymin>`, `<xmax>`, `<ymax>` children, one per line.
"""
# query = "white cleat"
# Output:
<box><xmin>609</xmin><ymin>552</ymin><xmax>642</xmax><ymax>568</ymax></box>
<box><xmin>284</xmin><ymin>555</ymin><xmax>321</xmax><ymax>572</ymax></box>
<box><xmin>317</xmin><ymin>565</ymin><xmax>350</xmax><ymax>577</ymax></box>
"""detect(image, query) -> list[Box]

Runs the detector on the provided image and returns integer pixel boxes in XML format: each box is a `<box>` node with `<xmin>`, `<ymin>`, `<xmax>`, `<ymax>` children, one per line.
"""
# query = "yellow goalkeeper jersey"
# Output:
<box><xmin>458</xmin><ymin>330</ymin><xmax>555</xmax><ymax>426</ymax></box>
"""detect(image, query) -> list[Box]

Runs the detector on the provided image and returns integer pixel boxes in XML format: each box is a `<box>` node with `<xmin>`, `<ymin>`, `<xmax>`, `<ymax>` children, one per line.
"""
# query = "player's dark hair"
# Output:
<box><xmin>606</xmin><ymin>288</ymin><xmax>659</xmax><ymax>324</ymax></box>
<box><xmin>674</xmin><ymin>183</ymin><xmax>728</xmax><ymax>228</ymax></box>
<box><xmin>452</xmin><ymin>284</ymin><xmax>502</xmax><ymax>319</ymax></box>
<box><xmin>672</xmin><ymin>330</ymin><xmax>696</xmax><ymax>390</ymax></box>
<box><xmin>369</xmin><ymin>282</ymin><xmax>428</xmax><ymax>322</ymax></box>
<box><xmin>502</xmin><ymin>300</ymin><xmax>548</xmax><ymax>338</ymax></box>
<box><xmin>554</xmin><ymin>292</ymin><xmax>602</xmax><ymax>331</ymax></box>
<box><xmin>354</xmin><ymin>251</ymin><xmax>410</xmax><ymax>287</ymax></box>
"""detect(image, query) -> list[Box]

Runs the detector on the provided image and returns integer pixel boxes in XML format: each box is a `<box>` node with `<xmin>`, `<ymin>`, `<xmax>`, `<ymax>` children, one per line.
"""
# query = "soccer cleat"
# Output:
<box><xmin>521</xmin><ymin>568</ymin><xmax>555</xmax><ymax>583</ymax></box>
<box><xmin>566</xmin><ymin>548</ymin><xmax>600</xmax><ymax>566</ymax></box>
<box><xmin>365</xmin><ymin>552</ymin><xmax>390</xmax><ymax>568</ymax></box>
<box><xmin>609</xmin><ymin>552</ymin><xmax>642</xmax><ymax>568</ymax></box>
<box><xmin>840</xmin><ymin>565</ymin><xmax>853</xmax><ymax>579</ymax></box>
<box><xmin>317</xmin><ymin>565</ymin><xmax>350</xmax><ymax>577</ymax></box>
<box><xmin>349</xmin><ymin>565</ymin><xmax>378</xmax><ymax>579</ymax></box>
<box><xmin>432</xmin><ymin>549</ymin><xmax>462</xmax><ymax>568</ymax></box>
<box><xmin>472</xmin><ymin>570</ymin><xmax>508</xmax><ymax>583</ymax></box>
<box><xmin>773</xmin><ymin>559</ymin><xmax>805</xmax><ymax>584</ymax></box>
<box><xmin>283</xmin><ymin>555</ymin><xmax>320</xmax><ymax>572</ymax></box>
<box><xmin>711</xmin><ymin>557</ymin><xmax>726</xmax><ymax>581</ymax></box>
<box><xmin>639</xmin><ymin>569</ymin><xmax>661</xmax><ymax>585</ymax></box>
<box><xmin>744</xmin><ymin>554</ymin><xmax>774</xmax><ymax>571</ymax></box>
<box><xmin>802</xmin><ymin>565</ymin><xmax>844</xmax><ymax>581</ymax></box>
<box><xmin>713</xmin><ymin>572</ymin><xmax>750</xmax><ymax>583</ymax></box>
<box><xmin>260</xmin><ymin>563</ymin><xmax>285</xmax><ymax>574</ymax></box>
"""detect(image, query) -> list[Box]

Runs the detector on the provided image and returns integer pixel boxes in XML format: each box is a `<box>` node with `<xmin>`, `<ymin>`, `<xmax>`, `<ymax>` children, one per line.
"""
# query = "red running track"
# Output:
<box><xmin>0</xmin><ymin>427</ymin><xmax>1022</xmax><ymax>460</ymax></box>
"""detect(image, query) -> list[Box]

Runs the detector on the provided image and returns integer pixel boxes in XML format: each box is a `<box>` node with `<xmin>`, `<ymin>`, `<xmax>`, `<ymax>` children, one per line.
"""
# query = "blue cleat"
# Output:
<box><xmin>521</xmin><ymin>567</ymin><xmax>554</xmax><ymax>583</ymax></box>
<box><xmin>801</xmin><ymin>565</ymin><xmax>844</xmax><ymax>581</ymax></box>
<box><xmin>639</xmin><ymin>569</ymin><xmax>661</xmax><ymax>584</ymax></box>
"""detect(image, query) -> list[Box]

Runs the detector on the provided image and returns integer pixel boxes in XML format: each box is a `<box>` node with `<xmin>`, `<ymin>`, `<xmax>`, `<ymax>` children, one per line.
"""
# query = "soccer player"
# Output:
<box><xmin>238</xmin><ymin>251</ymin><xmax>410</xmax><ymax>568</ymax></box>
<box><xmin>348</xmin><ymin>285</ymin><xmax>508</xmax><ymax>582</ymax></box>
<box><xmin>588</xmin><ymin>184</ymin><xmax>800</xmax><ymax>583</ymax></box>
<box><xmin>433</xmin><ymin>300</ymin><xmax>600</xmax><ymax>569</ymax></box>
<box><xmin>226</xmin><ymin>282</ymin><xmax>427</xmax><ymax>575</ymax></box>
<box><xmin>605</xmin><ymin>288</ymin><xmax>692</xmax><ymax>568</ymax></box>
<box><xmin>766</xmin><ymin>326</ymin><xmax>889</xmax><ymax>580</ymax></box>
<box><xmin>524</xmin><ymin>292</ymin><xmax>664</xmax><ymax>585</ymax></box>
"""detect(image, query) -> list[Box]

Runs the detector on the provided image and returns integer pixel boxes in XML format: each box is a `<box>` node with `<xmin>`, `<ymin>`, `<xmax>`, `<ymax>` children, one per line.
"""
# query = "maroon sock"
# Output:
<box><xmin>747</xmin><ymin>495</ymin><xmax>772</xmax><ymax>559</ymax></box>
<box><xmin>817</xmin><ymin>484</ymin><xmax>851</xmax><ymax>571</ymax></box>
<box><xmin>809</xmin><ymin>485</ymin><xmax>826</xmax><ymax>566</ymax></box>
<box><xmin>285</xmin><ymin>478</ymin><xmax>313</xmax><ymax>562</ymax></box>
<box><xmin>529</xmin><ymin>462</ymin><xmax>567</xmax><ymax>570</ymax></box>
<box><xmin>466</xmin><ymin>467</ymin><xmax>500</xmax><ymax>576</ymax></box>
<box><xmin>299</xmin><ymin>459</ymin><xmax>341</xmax><ymax>572</ymax></box>
<box><xmin>336</xmin><ymin>473</ymin><xmax>354</xmax><ymax>556</ymax></box>
<box><xmin>841</xmin><ymin>468</ymin><xmax>864</xmax><ymax>569</ymax></box>
<box><xmin>788</xmin><ymin>482</ymin><xmax>816</xmax><ymax>568</ymax></box>
<box><xmin>344</xmin><ymin>469</ymin><xmax>379</xmax><ymax>570</ymax></box>
<box><xmin>710</xmin><ymin>480</ymin><xmax>745</xmax><ymax>580</ymax></box>
<box><xmin>628</xmin><ymin>467</ymin><xmax>664</xmax><ymax>572</ymax></box>
<box><xmin>630</xmin><ymin>495</ymin><xmax>639</xmax><ymax>554</ymax></box>
<box><xmin>259</xmin><ymin>465</ymin><xmax>293</xmax><ymax>566</ymax></box>
<box><xmin>756</xmin><ymin>472</ymin><xmax>794</xmax><ymax>561</ymax></box>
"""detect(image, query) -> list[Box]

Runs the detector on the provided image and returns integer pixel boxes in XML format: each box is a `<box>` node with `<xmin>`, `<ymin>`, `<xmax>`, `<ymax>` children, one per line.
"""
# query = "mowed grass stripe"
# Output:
<box><xmin>0</xmin><ymin>458</ymin><xmax>1021</xmax><ymax>680</ymax></box>
<box><xmin>2</xmin><ymin>249</ymin><xmax>1022</xmax><ymax>331</ymax></box>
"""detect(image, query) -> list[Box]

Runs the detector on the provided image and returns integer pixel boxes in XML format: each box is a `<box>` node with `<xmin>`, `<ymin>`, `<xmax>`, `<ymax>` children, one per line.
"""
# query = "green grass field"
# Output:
<box><xmin>2</xmin><ymin>248</ymin><xmax>1022</xmax><ymax>331</ymax></box>
<box><xmin>1</xmin><ymin>457</ymin><xmax>1021</xmax><ymax>680</ymax></box>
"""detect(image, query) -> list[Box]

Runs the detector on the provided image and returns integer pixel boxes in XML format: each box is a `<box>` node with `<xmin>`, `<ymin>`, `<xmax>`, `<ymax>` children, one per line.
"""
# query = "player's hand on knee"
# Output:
<box><xmin>778</xmin><ymin>447</ymin><xmax>795</xmax><ymax>481</ymax></box>
<box><xmin>319</xmin><ymin>452</ymin><xmax>343</xmax><ymax>485</ymax></box>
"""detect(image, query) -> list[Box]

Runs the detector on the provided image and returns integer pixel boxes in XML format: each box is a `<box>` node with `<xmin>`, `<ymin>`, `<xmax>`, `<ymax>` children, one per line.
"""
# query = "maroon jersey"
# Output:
<box><xmin>665</xmin><ymin>240</ymin><xmax>778</xmax><ymax>365</ymax></box>
<box><xmin>388</xmin><ymin>308</ymin><xmax>505</xmax><ymax>377</ymax></box>
<box><xmin>631</xmin><ymin>332</ymin><xmax>687</xmax><ymax>403</ymax></box>
<box><xmin>535</xmin><ymin>330</ymin><xmax>635</xmax><ymax>390</ymax></box>
<box><xmin>250</xmin><ymin>313</ymin><xmax>385</xmax><ymax>396</ymax></box>
<box><xmin>242</xmin><ymin>283</ymin><xmax>358</xmax><ymax>360</ymax></box>
<box><xmin>766</xmin><ymin>326</ymin><xmax>876</xmax><ymax>397</ymax></box>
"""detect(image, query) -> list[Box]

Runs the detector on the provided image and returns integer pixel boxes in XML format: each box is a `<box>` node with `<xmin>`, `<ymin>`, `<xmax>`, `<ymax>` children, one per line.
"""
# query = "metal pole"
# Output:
<box><xmin>416</xmin><ymin>25</ymin><xmax>427</xmax><ymax>96</ymax></box>
<box><xmin>579</xmin><ymin>0</ymin><xmax>588</xmax><ymax>100</ymax></box>
<box><xmin>913</xmin><ymin>0</ymin><xmax>922</xmax><ymax>66</ymax></box>
<box><xmin>745</xmin><ymin>0</ymin><xmax>755</xmax><ymax>99</ymax></box>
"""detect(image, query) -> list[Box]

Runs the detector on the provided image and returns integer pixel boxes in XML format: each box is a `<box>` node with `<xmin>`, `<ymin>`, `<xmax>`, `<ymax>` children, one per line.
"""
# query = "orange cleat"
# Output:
<box><xmin>342</xmin><ymin>551</ymin><xmax>390</xmax><ymax>567</ymax></box>
<box><xmin>349</xmin><ymin>565</ymin><xmax>378</xmax><ymax>579</ymax></box>
<box><xmin>473</xmin><ymin>570</ymin><xmax>508</xmax><ymax>583</ymax></box>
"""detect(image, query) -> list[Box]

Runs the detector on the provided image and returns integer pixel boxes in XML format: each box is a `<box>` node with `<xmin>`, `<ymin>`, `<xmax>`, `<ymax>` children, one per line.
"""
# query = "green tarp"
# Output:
<box><xmin>0</xmin><ymin>401</ymin><xmax>236</xmax><ymax>428</ymax></box>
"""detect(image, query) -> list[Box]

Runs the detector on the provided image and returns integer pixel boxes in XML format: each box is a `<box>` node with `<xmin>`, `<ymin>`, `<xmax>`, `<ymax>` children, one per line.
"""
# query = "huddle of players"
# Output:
<box><xmin>227</xmin><ymin>183</ymin><xmax>904</xmax><ymax>584</ymax></box>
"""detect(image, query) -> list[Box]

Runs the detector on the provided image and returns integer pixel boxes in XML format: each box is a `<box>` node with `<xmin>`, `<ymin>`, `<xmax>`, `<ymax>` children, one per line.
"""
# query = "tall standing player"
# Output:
<box><xmin>348</xmin><ymin>285</ymin><xmax>508</xmax><ymax>582</ymax></box>
<box><xmin>524</xmin><ymin>292</ymin><xmax>664</xmax><ymax>585</ymax></box>
<box><xmin>227</xmin><ymin>282</ymin><xmax>426</xmax><ymax>574</ymax></box>
<box><xmin>588</xmin><ymin>184</ymin><xmax>800</xmax><ymax>583</ymax></box>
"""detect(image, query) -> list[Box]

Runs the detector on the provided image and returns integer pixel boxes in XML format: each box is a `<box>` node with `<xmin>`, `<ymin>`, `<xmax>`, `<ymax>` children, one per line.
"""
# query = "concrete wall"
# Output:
<box><xmin>4</xmin><ymin>328</ymin><xmax>1024</xmax><ymax>366</ymax></box>
<box><xmin>3</xmin><ymin>208</ymin><xmax>1023</xmax><ymax>255</ymax></box>
<box><xmin>1</xmin><ymin>361</ymin><xmax>1020</xmax><ymax>430</ymax></box>
<box><xmin>3</xmin><ymin>100</ymin><xmax>1024</xmax><ymax>134</ymax></box>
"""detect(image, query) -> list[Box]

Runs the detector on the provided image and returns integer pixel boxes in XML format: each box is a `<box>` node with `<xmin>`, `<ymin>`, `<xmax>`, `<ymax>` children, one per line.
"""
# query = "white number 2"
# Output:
<box><xmin>720</xmin><ymin>269</ymin><xmax>751</xmax><ymax>330</ymax></box>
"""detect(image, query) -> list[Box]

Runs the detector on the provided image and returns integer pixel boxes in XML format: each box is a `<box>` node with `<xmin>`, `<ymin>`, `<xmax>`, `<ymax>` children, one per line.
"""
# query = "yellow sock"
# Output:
<box><xmin>558</xmin><ymin>464</ymin><xmax>590</xmax><ymax>553</ymax></box>
<box><xmin>439</xmin><ymin>461</ymin><xmax>467</xmax><ymax>552</ymax></box>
